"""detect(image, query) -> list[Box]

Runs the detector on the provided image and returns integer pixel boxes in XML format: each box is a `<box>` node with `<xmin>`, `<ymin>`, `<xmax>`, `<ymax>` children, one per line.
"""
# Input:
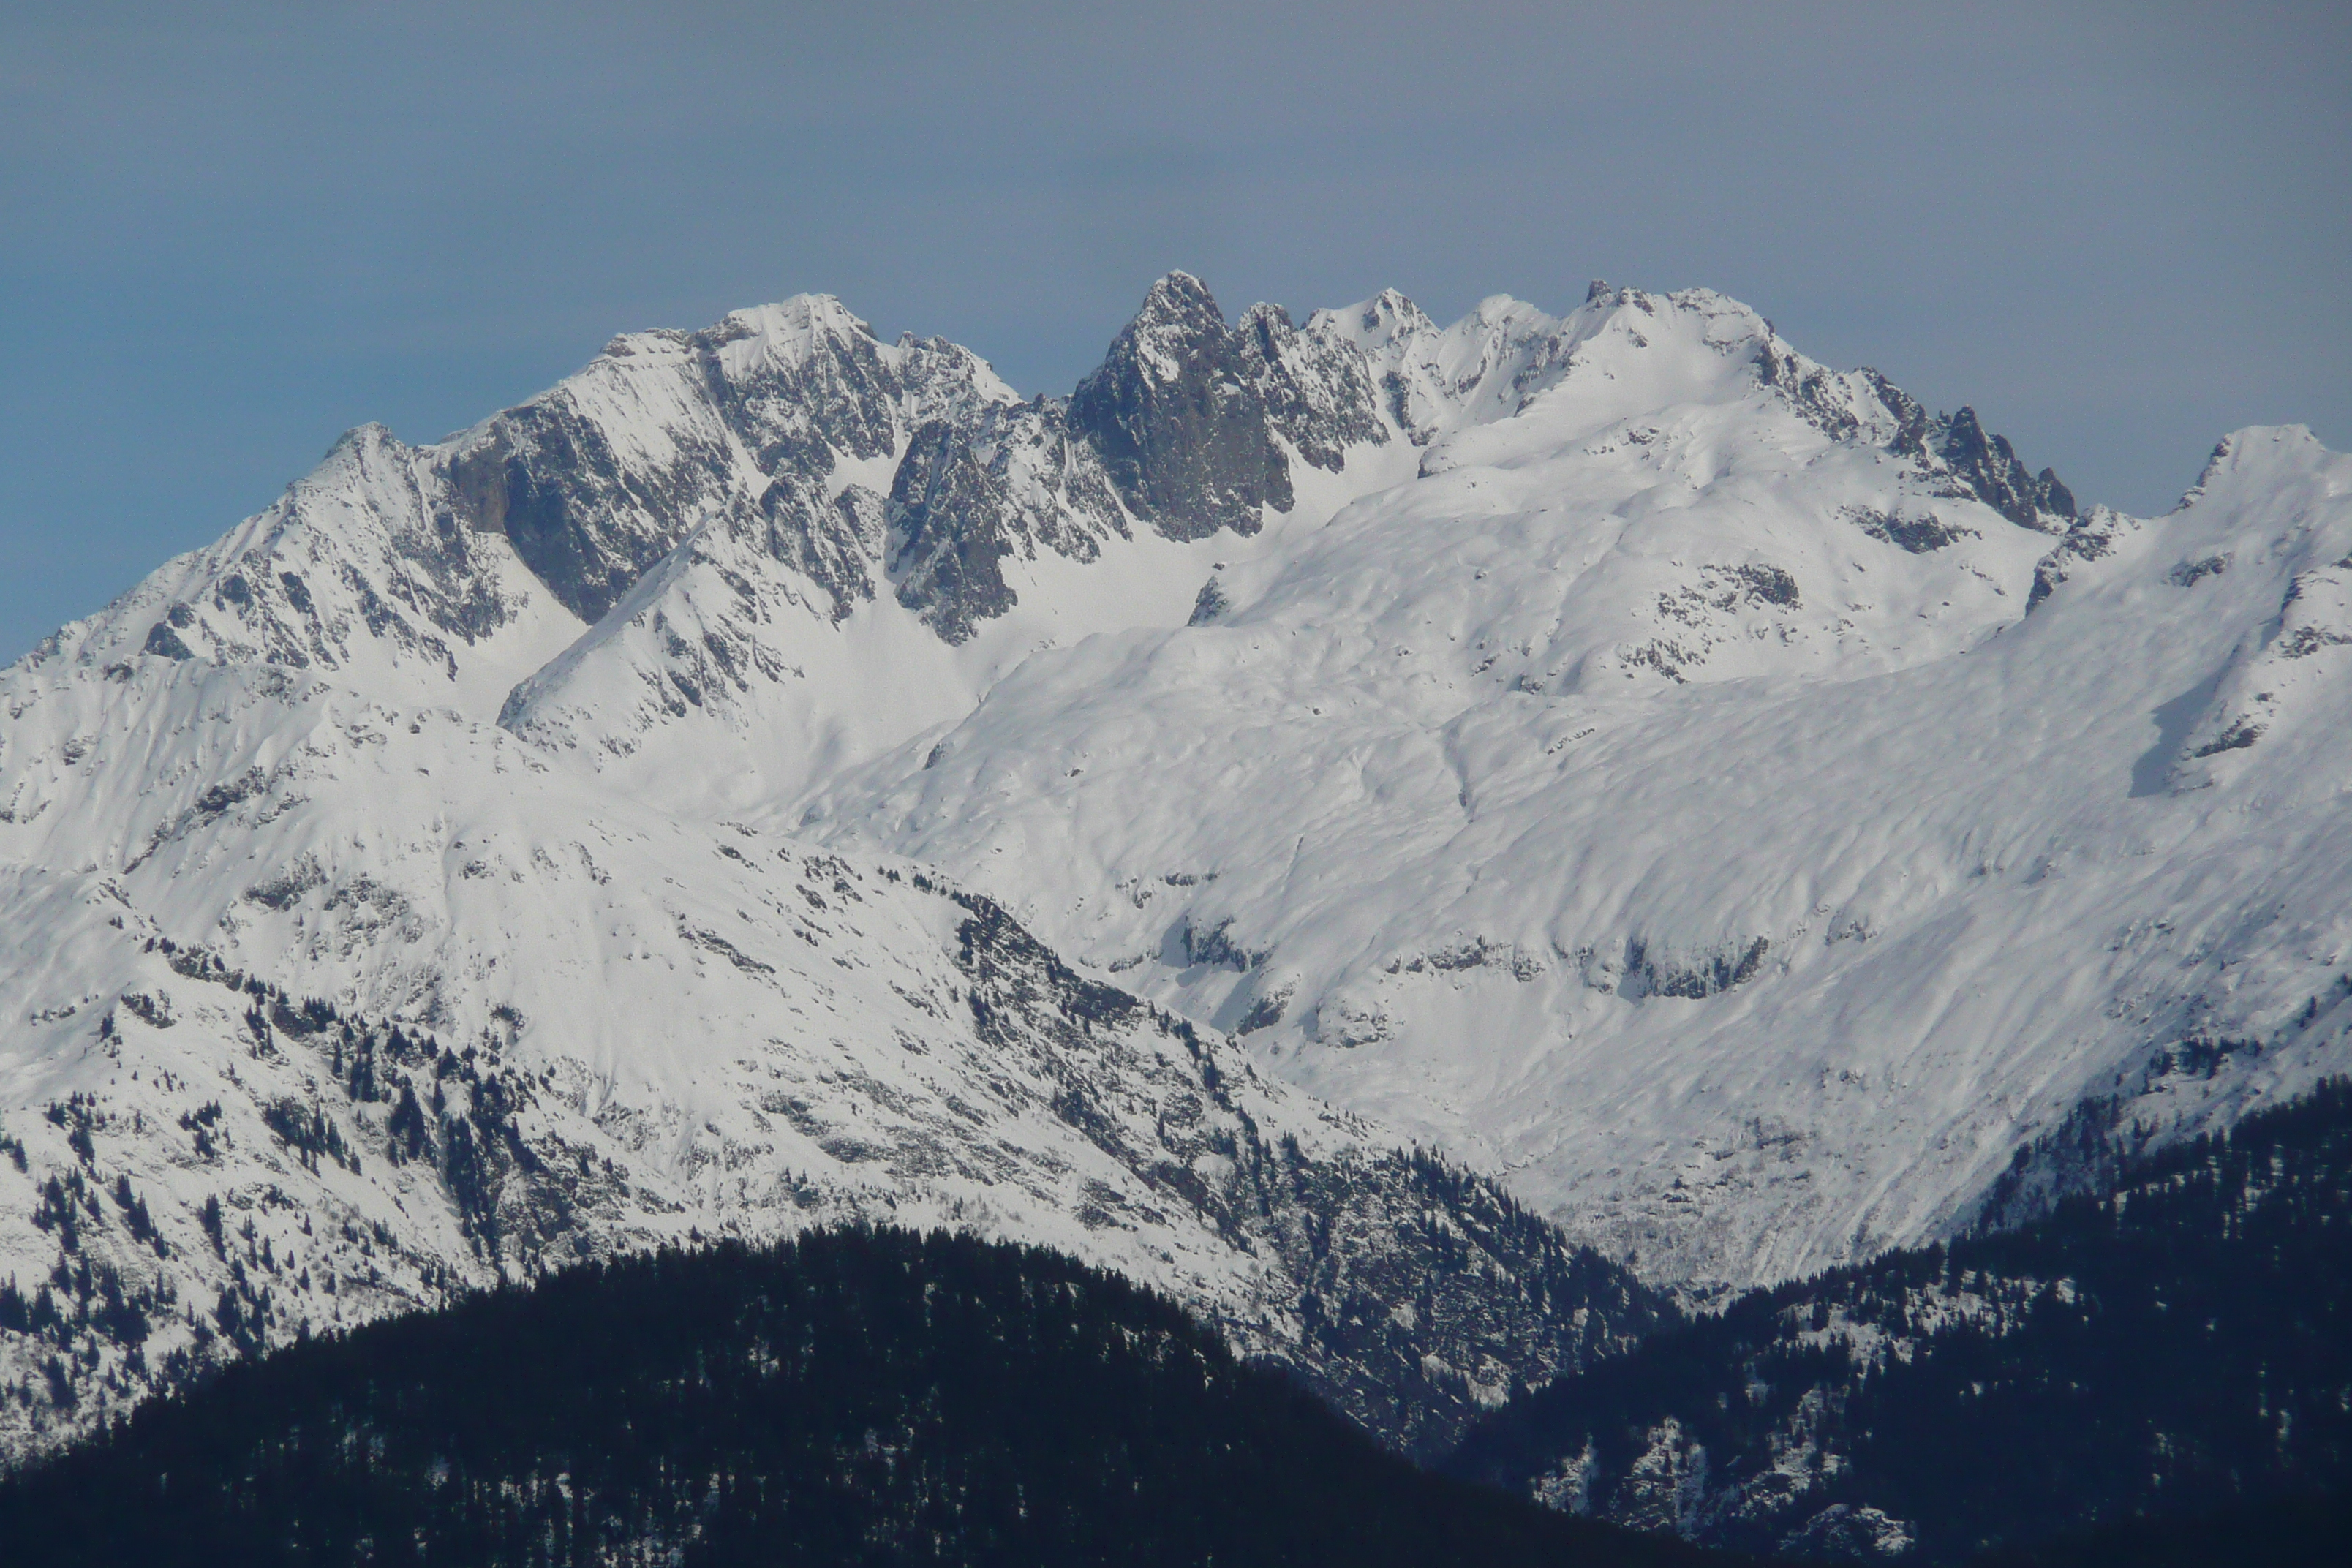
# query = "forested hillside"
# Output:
<box><xmin>1447</xmin><ymin>1079</ymin><xmax>2352</xmax><ymax>1561</ymax></box>
<box><xmin>1969</xmin><ymin>1493</ymin><xmax>2352</xmax><ymax>1568</ymax></box>
<box><xmin>0</xmin><ymin>1226</ymin><xmax>1716</xmax><ymax>1568</ymax></box>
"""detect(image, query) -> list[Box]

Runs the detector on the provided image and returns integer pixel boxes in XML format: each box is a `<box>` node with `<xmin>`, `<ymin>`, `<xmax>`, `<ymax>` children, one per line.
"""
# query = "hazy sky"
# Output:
<box><xmin>3</xmin><ymin>1</ymin><xmax>2346</xmax><ymax>659</ymax></box>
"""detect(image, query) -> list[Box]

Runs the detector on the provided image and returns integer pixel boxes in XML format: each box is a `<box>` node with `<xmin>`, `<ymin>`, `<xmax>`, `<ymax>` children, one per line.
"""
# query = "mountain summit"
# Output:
<box><xmin>3</xmin><ymin>274</ymin><xmax>2345</xmax><ymax>1469</ymax></box>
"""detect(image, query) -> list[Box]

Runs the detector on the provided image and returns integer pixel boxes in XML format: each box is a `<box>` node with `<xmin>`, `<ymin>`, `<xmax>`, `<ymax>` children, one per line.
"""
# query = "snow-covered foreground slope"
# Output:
<box><xmin>2</xmin><ymin>268</ymin><xmax>2342</xmax><ymax>1461</ymax></box>
<box><xmin>0</xmin><ymin>655</ymin><xmax>1657</xmax><ymax>1463</ymax></box>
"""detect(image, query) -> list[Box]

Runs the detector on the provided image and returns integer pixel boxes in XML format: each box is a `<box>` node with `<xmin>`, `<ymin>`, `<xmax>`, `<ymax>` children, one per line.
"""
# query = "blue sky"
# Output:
<box><xmin>3</xmin><ymin>1</ymin><xmax>2346</xmax><ymax>659</ymax></box>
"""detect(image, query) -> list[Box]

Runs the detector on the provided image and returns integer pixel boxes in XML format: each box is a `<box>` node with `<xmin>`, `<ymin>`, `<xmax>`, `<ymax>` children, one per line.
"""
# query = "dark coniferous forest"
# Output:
<box><xmin>0</xmin><ymin>1227</ymin><xmax>1719</xmax><ymax>1568</ymax></box>
<box><xmin>2</xmin><ymin>1091</ymin><xmax>2348</xmax><ymax>1567</ymax></box>
<box><xmin>1964</xmin><ymin>1491</ymin><xmax>2352</xmax><ymax>1568</ymax></box>
<box><xmin>1444</xmin><ymin>1079</ymin><xmax>2352</xmax><ymax>1562</ymax></box>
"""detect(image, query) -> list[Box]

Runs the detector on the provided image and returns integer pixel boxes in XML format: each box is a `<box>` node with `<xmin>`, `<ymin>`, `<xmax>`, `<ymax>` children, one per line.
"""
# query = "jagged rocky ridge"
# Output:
<box><xmin>6</xmin><ymin>268</ymin><xmax>2345</xmax><ymax>1469</ymax></box>
<box><xmin>1444</xmin><ymin>1077</ymin><xmax>2352</xmax><ymax>1561</ymax></box>
<box><xmin>46</xmin><ymin>274</ymin><xmax>2092</xmax><ymax>796</ymax></box>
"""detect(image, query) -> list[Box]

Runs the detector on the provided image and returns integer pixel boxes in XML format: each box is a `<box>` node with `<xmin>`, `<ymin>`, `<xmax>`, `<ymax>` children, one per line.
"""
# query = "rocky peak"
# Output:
<box><xmin>886</xmin><ymin>399</ymin><xmax>1128</xmax><ymax>643</ymax></box>
<box><xmin>1112</xmin><ymin>271</ymin><xmax>1227</xmax><ymax>376</ymax></box>
<box><xmin>1324</xmin><ymin>288</ymin><xmax>1575</xmax><ymax>443</ymax></box>
<box><xmin>1930</xmin><ymin>406</ymin><xmax>2077</xmax><ymax>528</ymax></box>
<box><xmin>424</xmin><ymin>293</ymin><xmax>931</xmax><ymax>630</ymax></box>
<box><xmin>1232</xmin><ymin>303</ymin><xmax>1390</xmax><ymax>474</ymax></box>
<box><xmin>698</xmin><ymin>294</ymin><xmax>879</xmax><ymax>377</ymax></box>
<box><xmin>696</xmin><ymin>299</ymin><xmax>903</xmax><ymax>472</ymax></box>
<box><xmin>1436</xmin><ymin>294</ymin><xmax>1571</xmax><ymax>395</ymax></box>
<box><xmin>1317</xmin><ymin>287</ymin><xmax>1440</xmax><ymax>358</ymax></box>
<box><xmin>28</xmin><ymin>415</ymin><xmax>565</xmax><ymax>719</ymax></box>
<box><xmin>1067</xmin><ymin>273</ymin><xmax>1294</xmax><ymax>540</ymax></box>
<box><xmin>1233</xmin><ymin>299</ymin><xmax>1294</xmax><ymax>345</ymax></box>
<box><xmin>891</xmin><ymin>333</ymin><xmax>1021</xmax><ymax>432</ymax></box>
<box><xmin>2174</xmin><ymin>425</ymin><xmax>2334</xmax><ymax>513</ymax></box>
<box><xmin>1754</xmin><ymin>361</ymin><xmax>2078</xmax><ymax>532</ymax></box>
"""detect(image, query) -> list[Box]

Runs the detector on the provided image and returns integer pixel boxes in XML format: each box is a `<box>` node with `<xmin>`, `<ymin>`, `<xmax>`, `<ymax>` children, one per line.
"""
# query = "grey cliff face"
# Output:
<box><xmin>755</xmin><ymin>471</ymin><xmax>887</xmax><ymax>619</ymax></box>
<box><xmin>1929</xmin><ymin>406</ymin><xmax>2078</xmax><ymax>529</ymax></box>
<box><xmin>442</xmin><ymin>310</ymin><xmax>916</xmax><ymax>627</ymax></box>
<box><xmin>709</xmin><ymin>312</ymin><xmax>902</xmax><ymax>478</ymax></box>
<box><xmin>1838</xmin><ymin>374</ymin><xmax>2077</xmax><ymax>534</ymax></box>
<box><xmin>1067</xmin><ymin>273</ymin><xmax>1295</xmax><ymax>540</ymax></box>
<box><xmin>105</xmin><ymin>425</ymin><xmax>527</xmax><ymax>687</ymax></box>
<box><xmin>743</xmin><ymin>332</ymin><xmax>1022</xmax><ymax>625</ymax></box>
<box><xmin>1232</xmin><ymin>302</ymin><xmax>1390</xmax><ymax>473</ymax></box>
<box><xmin>888</xmin><ymin>401</ymin><xmax>1129</xmax><ymax>644</ymax></box>
<box><xmin>97</xmin><ymin>277</ymin><xmax>1428</xmax><ymax>696</ymax></box>
<box><xmin>440</xmin><ymin>279</ymin><xmax>1357</xmax><ymax>658</ymax></box>
<box><xmin>888</xmin><ymin>422</ymin><xmax>1028</xmax><ymax>644</ymax></box>
<box><xmin>444</xmin><ymin>396</ymin><xmax>715</xmax><ymax>627</ymax></box>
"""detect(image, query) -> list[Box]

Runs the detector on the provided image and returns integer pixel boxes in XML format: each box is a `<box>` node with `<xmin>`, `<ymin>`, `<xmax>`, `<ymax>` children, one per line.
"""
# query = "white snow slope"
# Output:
<box><xmin>791</xmin><ymin>288</ymin><xmax>2352</xmax><ymax>1289</ymax></box>
<box><xmin>815</xmin><ymin>415</ymin><xmax>2352</xmax><ymax>1285</ymax></box>
<box><xmin>0</xmin><ymin>649</ymin><xmax>1648</xmax><ymax>1462</ymax></box>
<box><xmin>2</xmin><ymin>274</ymin><xmax>2345</xmax><ymax>1456</ymax></box>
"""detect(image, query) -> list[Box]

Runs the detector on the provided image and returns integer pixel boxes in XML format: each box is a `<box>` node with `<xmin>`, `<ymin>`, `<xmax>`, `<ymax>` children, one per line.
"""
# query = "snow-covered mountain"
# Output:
<box><xmin>4</xmin><ymin>270</ymin><xmax>2345</xmax><ymax>1463</ymax></box>
<box><xmin>0</xmin><ymin>649</ymin><xmax>1660</xmax><ymax>1463</ymax></box>
<box><xmin>791</xmin><ymin>290</ymin><xmax>2352</xmax><ymax>1291</ymax></box>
